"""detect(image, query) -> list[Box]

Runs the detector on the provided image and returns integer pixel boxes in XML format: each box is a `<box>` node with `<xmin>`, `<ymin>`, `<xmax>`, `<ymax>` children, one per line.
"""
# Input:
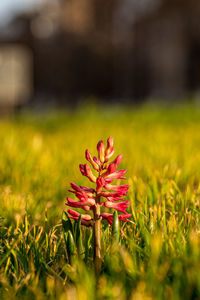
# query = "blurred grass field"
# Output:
<box><xmin>0</xmin><ymin>103</ymin><xmax>200</xmax><ymax>300</ymax></box>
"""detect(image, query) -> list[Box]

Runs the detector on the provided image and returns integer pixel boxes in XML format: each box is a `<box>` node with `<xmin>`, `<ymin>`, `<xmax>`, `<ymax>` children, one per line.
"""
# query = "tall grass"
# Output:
<box><xmin>0</xmin><ymin>104</ymin><xmax>200</xmax><ymax>299</ymax></box>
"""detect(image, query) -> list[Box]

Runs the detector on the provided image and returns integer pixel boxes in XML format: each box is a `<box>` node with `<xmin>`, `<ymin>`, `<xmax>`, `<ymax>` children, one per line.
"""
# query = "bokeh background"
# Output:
<box><xmin>0</xmin><ymin>3</ymin><xmax>200</xmax><ymax>299</ymax></box>
<box><xmin>0</xmin><ymin>0</ymin><xmax>200</xmax><ymax>113</ymax></box>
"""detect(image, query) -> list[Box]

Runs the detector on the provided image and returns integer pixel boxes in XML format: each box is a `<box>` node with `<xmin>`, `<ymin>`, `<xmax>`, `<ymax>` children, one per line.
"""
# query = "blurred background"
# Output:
<box><xmin>0</xmin><ymin>0</ymin><xmax>200</xmax><ymax>113</ymax></box>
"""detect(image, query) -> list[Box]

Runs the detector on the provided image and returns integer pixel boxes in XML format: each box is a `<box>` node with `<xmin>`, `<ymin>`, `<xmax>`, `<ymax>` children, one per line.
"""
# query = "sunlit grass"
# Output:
<box><xmin>0</xmin><ymin>103</ymin><xmax>200</xmax><ymax>299</ymax></box>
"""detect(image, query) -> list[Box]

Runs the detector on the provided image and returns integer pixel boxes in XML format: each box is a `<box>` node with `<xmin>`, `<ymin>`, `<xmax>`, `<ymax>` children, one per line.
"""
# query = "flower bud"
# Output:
<box><xmin>85</xmin><ymin>164</ymin><xmax>97</xmax><ymax>183</ymax></box>
<box><xmin>70</xmin><ymin>182</ymin><xmax>82</xmax><ymax>192</ymax></box>
<box><xmin>66</xmin><ymin>197</ymin><xmax>90</xmax><ymax>211</ymax></box>
<box><xmin>105</xmin><ymin>136</ymin><xmax>114</xmax><ymax>161</ymax></box>
<box><xmin>106</xmin><ymin>169</ymin><xmax>127</xmax><ymax>180</ymax></box>
<box><xmin>104</xmin><ymin>200</ymin><xmax>130</xmax><ymax>213</ymax></box>
<box><xmin>96</xmin><ymin>176</ymin><xmax>105</xmax><ymax>193</ymax></box>
<box><xmin>107</xmin><ymin>162</ymin><xmax>117</xmax><ymax>174</ymax></box>
<box><xmin>79</xmin><ymin>164</ymin><xmax>97</xmax><ymax>182</ymax></box>
<box><xmin>97</xmin><ymin>140</ymin><xmax>105</xmax><ymax>163</ymax></box>
<box><xmin>103</xmin><ymin>154</ymin><xmax>123</xmax><ymax>176</ymax></box>
<box><xmin>79</xmin><ymin>164</ymin><xmax>86</xmax><ymax>176</ymax></box>
<box><xmin>101</xmin><ymin>212</ymin><xmax>132</xmax><ymax>225</ymax></box>
<box><xmin>114</xmin><ymin>154</ymin><xmax>123</xmax><ymax>165</ymax></box>
<box><xmin>67</xmin><ymin>209</ymin><xmax>92</xmax><ymax>226</ymax></box>
<box><xmin>85</xmin><ymin>149</ymin><xmax>99</xmax><ymax>171</ymax></box>
<box><xmin>104</xmin><ymin>184</ymin><xmax>129</xmax><ymax>192</ymax></box>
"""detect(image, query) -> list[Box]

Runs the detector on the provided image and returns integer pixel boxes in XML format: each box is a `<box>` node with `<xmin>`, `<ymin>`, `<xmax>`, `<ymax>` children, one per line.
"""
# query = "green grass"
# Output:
<box><xmin>0</xmin><ymin>103</ymin><xmax>200</xmax><ymax>299</ymax></box>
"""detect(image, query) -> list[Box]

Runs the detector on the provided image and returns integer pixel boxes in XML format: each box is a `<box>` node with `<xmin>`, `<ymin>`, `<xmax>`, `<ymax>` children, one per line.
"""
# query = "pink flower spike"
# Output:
<box><xmin>64</xmin><ymin>135</ymin><xmax>133</xmax><ymax>274</ymax></box>
<box><xmin>97</xmin><ymin>140</ymin><xmax>105</xmax><ymax>163</ymax></box>
<box><xmin>65</xmin><ymin>136</ymin><xmax>132</xmax><ymax>263</ymax></box>
<box><xmin>104</xmin><ymin>201</ymin><xmax>131</xmax><ymax>214</ymax></box>
<box><xmin>85</xmin><ymin>149</ymin><xmax>99</xmax><ymax>171</ymax></box>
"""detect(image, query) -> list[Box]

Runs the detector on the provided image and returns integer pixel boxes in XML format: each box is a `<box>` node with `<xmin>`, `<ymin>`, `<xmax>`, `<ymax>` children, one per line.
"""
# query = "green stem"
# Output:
<box><xmin>93</xmin><ymin>195</ymin><xmax>102</xmax><ymax>274</ymax></box>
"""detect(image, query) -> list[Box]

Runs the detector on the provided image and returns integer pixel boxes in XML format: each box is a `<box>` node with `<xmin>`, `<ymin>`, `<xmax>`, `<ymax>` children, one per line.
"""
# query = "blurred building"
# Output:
<box><xmin>0</xmin><ymin>44</ymin><xmax>32</xmax><ymax>112</ymax></box>
<box><xmin>0</xmin><ymin>0</ymin><xmax>200</xmax><ymax>109</ymax></box>
<box><xmin>132</xmin><ymin>0</ymin><xmax>200</xmax><ymax>99</ymax></box>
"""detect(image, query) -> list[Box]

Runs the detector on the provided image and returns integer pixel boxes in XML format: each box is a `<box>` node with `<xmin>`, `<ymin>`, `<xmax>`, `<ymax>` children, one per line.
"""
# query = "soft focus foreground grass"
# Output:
<box><xmin>0</xmin><ymin>104</ymin><xmax>200</xmax><ymax>300</ymax></box>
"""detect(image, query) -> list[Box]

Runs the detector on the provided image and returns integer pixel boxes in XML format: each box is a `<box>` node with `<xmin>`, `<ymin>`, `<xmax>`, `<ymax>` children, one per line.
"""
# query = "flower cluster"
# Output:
<box><xmin>65</xmin><ymin>137</ymin><xmax>132</xmax><ymax>226</ymax></box>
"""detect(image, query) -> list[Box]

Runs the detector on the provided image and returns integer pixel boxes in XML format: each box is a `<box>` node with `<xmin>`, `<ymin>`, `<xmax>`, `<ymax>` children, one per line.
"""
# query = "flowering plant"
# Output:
<box><xmin>65</xmin><ymin>137</ymin><xmax>132</xmax><ymax>272</ymax></box>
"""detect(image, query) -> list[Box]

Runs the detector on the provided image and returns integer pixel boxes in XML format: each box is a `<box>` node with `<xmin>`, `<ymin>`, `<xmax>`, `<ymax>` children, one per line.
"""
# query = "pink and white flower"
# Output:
<box><xmin>65</xmin><ymin>137</ymin><xmax>132</xmax><ymax>226</ymax></box>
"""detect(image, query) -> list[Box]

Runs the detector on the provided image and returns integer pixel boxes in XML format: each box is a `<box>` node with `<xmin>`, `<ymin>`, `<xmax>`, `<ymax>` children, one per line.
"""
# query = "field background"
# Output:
<box><xmin>0</xmin><ymin>103</ymin><xmax>200</xmax><ymax>300</ymax></box>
